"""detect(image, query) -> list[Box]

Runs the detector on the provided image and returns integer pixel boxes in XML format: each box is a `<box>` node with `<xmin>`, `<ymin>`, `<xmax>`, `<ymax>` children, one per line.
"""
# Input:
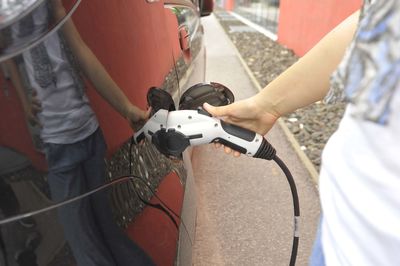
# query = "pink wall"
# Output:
<box><xmin>220</xmin><ymin>0</ymin><xmax>235</xmax><ymax>11</ymax></box>
<box><xmin>278</xmin><ymin>0</ymin><xmax>362</xmax><ymax>56</ymax></box>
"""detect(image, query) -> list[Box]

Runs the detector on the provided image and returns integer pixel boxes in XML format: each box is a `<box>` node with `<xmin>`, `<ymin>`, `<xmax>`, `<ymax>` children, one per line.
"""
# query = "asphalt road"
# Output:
<box><xmin>191</xmin><ymin>14</ymin><xmax>321</xmax><ymax>266</ymax></box>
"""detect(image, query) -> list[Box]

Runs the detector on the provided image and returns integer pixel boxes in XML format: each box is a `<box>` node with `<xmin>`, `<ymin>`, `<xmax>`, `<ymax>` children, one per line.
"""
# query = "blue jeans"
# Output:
<box><xmin>45</xmin><ymin>128</ymin><xmax>154</xmax><ymax>266</ymax></box>
<box><xmin>309</xmin><ymin>217</ymin><xmax>325</xmax><ymax>266</ymax></box>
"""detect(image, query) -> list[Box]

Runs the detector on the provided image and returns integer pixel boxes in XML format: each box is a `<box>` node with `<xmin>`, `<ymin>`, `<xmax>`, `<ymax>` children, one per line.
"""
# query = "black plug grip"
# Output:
<box><xmin>220</xmin><ymin>120</ymin><xmax>256</xmax><ymax>141</ymax></box>
<box><xmin>213</xmin><ymin>138</ymin><xmax>247</xmax><ymax>154</ymax></box>
<box><xmin>254</xmin><ymin>138</ymin><xmax>276</xmax><ymax>160</ymax></box>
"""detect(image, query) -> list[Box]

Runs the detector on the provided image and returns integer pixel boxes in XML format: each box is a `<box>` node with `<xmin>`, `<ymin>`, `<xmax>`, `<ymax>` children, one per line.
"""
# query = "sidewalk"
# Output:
<box><xmin>191</xmin><ymin>14</ymin><xmax>320</xmax><ymax>266</ymax></box>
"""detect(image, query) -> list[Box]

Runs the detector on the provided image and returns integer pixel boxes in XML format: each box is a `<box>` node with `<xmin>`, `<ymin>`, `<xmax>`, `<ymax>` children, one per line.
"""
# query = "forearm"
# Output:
<box><xmin>257</xmin><ymin>10</ymin><xmax>360</xmax><ymax>117</ymax></box>
<box><xmin>79</xmin><ymin>49</ymin><xmax>132</xmax><ymax>117</ymax></box>
<box><xmin>53</xmin><ymin>3</ymin><xmax>132</xmax><ymax>118</ymax></box>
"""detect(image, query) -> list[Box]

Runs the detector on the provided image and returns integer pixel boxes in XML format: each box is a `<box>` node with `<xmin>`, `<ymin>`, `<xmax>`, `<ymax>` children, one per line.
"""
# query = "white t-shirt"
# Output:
<box><xmin>17</xmin><ymin>3</ymin><xmax>98</xmax><ymax>144</ymax></box>
<box><xmin>320</xmin><ymin>0</ymin><xmax>400</xmax><ymax>265</ymax></box>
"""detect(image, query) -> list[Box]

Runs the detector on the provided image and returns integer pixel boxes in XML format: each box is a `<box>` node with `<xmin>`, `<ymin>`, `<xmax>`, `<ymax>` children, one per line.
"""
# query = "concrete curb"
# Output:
<box><xmin>220</xmin><ymin>17</ymin><xmax>320</xmax><ymax>185</ymax></box>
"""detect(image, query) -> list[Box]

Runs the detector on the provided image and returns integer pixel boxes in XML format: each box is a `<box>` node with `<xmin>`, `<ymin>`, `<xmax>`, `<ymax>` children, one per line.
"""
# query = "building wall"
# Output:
<box><xmin>219</xmin><ymin>0</ymin><xmax>235</xmax><ymax>11</ymax></box>
<box><xmin>278</xmin><ymin>0</ymin><xmax>362</xmax><ymax>56</ymax></box>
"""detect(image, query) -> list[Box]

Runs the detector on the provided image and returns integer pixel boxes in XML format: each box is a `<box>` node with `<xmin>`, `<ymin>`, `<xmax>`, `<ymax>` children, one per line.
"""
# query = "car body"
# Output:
<box><xmin>0</xmin><ymin>0</ymin><xmax>211</xmax><ymax>265</ymax></box>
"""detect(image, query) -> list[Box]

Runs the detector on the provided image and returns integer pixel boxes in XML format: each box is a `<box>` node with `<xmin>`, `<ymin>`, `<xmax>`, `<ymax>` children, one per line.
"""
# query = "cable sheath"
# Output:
<box><xmin>273</xmin><ymin>155</ymin><xmax>300</xmax><ymax>266</ymax></box>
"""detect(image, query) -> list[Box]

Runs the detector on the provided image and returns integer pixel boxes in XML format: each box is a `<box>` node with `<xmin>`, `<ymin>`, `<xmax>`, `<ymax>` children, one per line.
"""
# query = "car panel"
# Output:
<box><xmin>0</xmin><ymin>0</ymin><xmax>206</xmax><ymax>265</ymax></box>
<box><xmin>0</xmin><ymin>0</ymin><xmax>81</xmax><ymax>62</ymax></box>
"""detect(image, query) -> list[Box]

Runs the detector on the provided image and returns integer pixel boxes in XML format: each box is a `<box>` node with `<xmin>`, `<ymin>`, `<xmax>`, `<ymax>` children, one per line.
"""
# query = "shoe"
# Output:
<box><xmin>25</xmin><ymin>231</ymin><xmax>41</xmax><ymax>251</ymax></box>
<box><xmin>14</xmin><ymin>249</ymin><xmax>38</xmax><ymax>265</ymax></box>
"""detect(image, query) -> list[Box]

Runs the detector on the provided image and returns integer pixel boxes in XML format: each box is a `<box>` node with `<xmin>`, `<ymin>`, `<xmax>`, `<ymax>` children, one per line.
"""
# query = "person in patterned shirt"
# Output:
<box><xmin>204</xmin><ymin>1</ymin><xmax>400</xmax><ymax>265</ymax></box>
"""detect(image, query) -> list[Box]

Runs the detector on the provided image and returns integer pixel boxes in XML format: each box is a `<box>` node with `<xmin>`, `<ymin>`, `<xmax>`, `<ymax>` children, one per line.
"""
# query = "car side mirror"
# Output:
<box><xmin>179</xmin><ymin>82</ymin><xmax>234</xmax><ymax>110</ymax></box>
<box><xmin>200</xmin><ymin>0</ymin><xmax>214</xmax><ymax>17</ymax></box>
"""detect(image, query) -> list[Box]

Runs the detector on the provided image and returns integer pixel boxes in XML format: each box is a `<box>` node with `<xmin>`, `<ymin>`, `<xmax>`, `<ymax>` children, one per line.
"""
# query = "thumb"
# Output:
<box><xmin>142</xmin><ymin>107</ymin><xmax>152</xmax><ymax>120</ymax></box>
<box><xmin>203</xmin><ymin>102</ymin><xmax>232</xmax><ymax>117</ymax></box>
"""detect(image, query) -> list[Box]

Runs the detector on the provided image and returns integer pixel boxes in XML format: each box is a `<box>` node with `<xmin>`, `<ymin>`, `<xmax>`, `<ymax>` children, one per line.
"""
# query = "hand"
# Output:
<box><xmin>24</xmin><ymin>90</ymin><xmax>42</xmax><ymax>127</ymax></box>
<box><xmin>203</xmin><ymin>96</ymin><xmax>279</xmax><ymax>156</ymax></box>
<box><xmin>125</xmin><ymin>104</ymin><xmax>152</xmax><ymax>131</ymax></box>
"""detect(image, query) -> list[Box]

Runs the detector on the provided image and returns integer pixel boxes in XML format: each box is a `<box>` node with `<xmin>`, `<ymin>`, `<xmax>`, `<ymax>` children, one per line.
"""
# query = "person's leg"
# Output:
<box><xmin>0</xmin><ymin>178</ymin><xmax>20</xmax><ymax>217</ymax></box>
<box><xmin>83</xmin><ymin>129</ymin><xmax>154</xmax><ymax>266</ymax></box>
<box><xmin>309</xmin><ymin>217</ymin><xmax>325</xmax><ymax>266</ymax></box>
<box><xmin>45</xmin><ymin>141</ymin><xmax>115</xmax><ymax>266</ymax></box>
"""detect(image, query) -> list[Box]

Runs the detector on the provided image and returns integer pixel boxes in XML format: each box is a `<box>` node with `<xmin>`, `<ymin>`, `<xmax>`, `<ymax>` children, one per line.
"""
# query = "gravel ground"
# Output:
<box><xmin>214</xmin><ymin>10</ymin><xmax>346</xmax><ymax>171</ymax></box>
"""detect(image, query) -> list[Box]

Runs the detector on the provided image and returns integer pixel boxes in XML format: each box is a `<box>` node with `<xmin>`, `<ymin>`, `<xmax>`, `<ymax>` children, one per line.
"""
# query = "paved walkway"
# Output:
<box><xmin>191</xmin><ymin>14</ymin><xmax>320</xmax><ymax>266</ymax></box>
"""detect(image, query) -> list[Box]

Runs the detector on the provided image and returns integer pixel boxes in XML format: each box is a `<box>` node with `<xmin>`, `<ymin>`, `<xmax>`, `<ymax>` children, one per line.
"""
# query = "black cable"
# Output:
<box><xmin>273</xmin><ymin>155</ymin><xmax>300</xmax><ymax>266</ymax></box>
<box><xmin>132</xmin><ymin>187</ymin><xmax>178</xmax><ymax>229</ymax></box>
<box><xmin>255</xmin><ymin>138</ymin><xmax>300</xmax><ymax>266</ymax></box>
<box><xmin>130</xmin><ymin>175</ymin><xmax>180</xmax><ymax>219</ymax></box>
<box><xmin>130</xmin><ymin>175</ymin><xmax>194</xmax><ymax>246</ymax></box>
<box><xmin>128</xmin><ymin>138</ymin><xmax>194</xmax><ymax>244</ymax></box>
<box><xmin>272</xmin><ymin>156</ymin><xmax>300</xmax><ymax>217</ymax></box>
<box><xmin>130</xmin><ymin>125</ymin><xmax>300</xmax><ymax>264</ymax></box>
<box><xmin>128</xmin><ymin>137</ymin><xmax>180</xmax><ymax>230</ymax></box>
<box><xmin>130</xmin><ymin>137</ymin><xmax>181</xmax><ymax>218</ymax></box>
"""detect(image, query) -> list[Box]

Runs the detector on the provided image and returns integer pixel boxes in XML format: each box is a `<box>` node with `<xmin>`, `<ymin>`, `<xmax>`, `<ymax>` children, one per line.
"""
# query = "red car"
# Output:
<box><xmin>0</xmin><ymin>0</ymin><xmax>212</xmax><ymax>265</ymax></box>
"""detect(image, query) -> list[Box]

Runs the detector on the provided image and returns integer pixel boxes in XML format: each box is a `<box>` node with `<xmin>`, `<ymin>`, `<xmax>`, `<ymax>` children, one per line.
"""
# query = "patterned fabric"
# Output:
<box><xmin>17</xmin><ymin>1</ymin><xmax>98</xmax><ymax>144</ymax></box>
<box><xmin>327</xmin><ymin>0</ymin><xmax>399</xmax><ymax>125</ymax></box>
<box><xmin>29</xmin><ymin>43</ymin><xmax>57</xmax><ymax>88</ymax></box>
<box><xmin>20</xmin><ymin>2</ymin><xmax>85</xmax><ymax>93</ymax></box>
<box><xmin>58</xmin><ymin>33</ymin><xmax>86</xmax><ymax>95</ymax></box>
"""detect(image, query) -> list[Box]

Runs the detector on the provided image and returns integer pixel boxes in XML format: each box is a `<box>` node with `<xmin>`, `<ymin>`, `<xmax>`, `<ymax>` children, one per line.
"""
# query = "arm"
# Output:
<box><xmin>4</xmin><ymin>60</ymin><xmax>42</xmax><ymax>127</ymax></box>
<box><xmin>256</xmin><ymin>10</ymin><xmax>360</xmax><ymax>117</ymax></box>
<box><xmin>205</xmin><ymin>10</ymin><xmax>360</xmax><ymax>136</ymax></box>
<box><xmin>51</xmin><ymin>1</ymin><xmax>149</xmax><ymax>127</ymax></box>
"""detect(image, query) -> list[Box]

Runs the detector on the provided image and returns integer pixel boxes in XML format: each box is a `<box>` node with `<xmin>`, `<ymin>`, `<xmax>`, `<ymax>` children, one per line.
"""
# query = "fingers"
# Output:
<box><xmin>28</xmin><ymin>114</ymin><xmax>42</xmax><ymax>128</ymax></box>
<box><xmin>233</xmin><ymin>150</ymin><xmax>241</xmax><ymax>157</ymax></box>
<box><xmin>30</xmin><ymin>90</ymin><xmax>42</xmax><ymax>114</ymax></box>
<box><xmin>31</xmin><ymin>102</ymin><xmax>42</xmax><ymax>114</ymax></box>
<box><xmin>224</xmin><ymin>146</ymin><xmax>232</xmax><ymax>154</ymax></box>
<box><xmin>31</xmin><ymin>97</ymin><xmax>41</xmax><ymax>106</ymax></box>
<box><xmin>206</xmin><ymin>102</ymin><xmax>242</xmax><ymax>157</ymax></box>
<box><xmin>223</xmin><ymin>146</ymin><xmax>240</xmax><ymax>157</ymax></box>
<box><xmin>213</xmin><ymin>143</ymin><xmax>241</xmax><ymax>157</ymax></box>
<box><xmin>127</xmin><ymin>105</ymin><xmax>150</xmax><ymax>123</ymax></box>
<box><xmin>143</xmin><ymin>107</ymin><xmax>152</xmax><ymax>120</ymax></box>
<box><xmin>24</xmin><ymin>91</ymin><xmax>42</xmax><ymax>127</ymax></box>
<box><xmin>126</xmin><ymin>105</ymin><xmax>152</xmax><ymax>132</ymax></box>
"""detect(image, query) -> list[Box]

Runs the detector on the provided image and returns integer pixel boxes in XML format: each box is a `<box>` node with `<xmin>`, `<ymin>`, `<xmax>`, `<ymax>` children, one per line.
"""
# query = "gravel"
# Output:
<box><xmin>214</xmin><ymin>10</ymin><xmax>346</xmax><ymax>171</ymax></box>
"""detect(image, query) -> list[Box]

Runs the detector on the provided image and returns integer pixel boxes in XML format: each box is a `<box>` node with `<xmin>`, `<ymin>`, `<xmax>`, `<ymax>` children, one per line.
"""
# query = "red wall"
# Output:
<box><xmin>278</xmin><ymin>0</ymin><xmax>362</xmax><ymax>56</ymax></box>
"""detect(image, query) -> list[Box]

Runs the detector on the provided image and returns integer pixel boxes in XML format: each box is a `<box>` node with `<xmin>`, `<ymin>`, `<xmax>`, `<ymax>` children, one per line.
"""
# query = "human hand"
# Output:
<box><xmin>203</xmin><ymin>96</ymin><xmax>279</xmax><ymax>156</ymax></box>
<box><xmin>24</xmin><ymin>90</ymin><xmax>42</xmax><ymax>127</ymax></box>
<box><xmin>125</xmin><ymin>104</ymin><xmax>152</xmax><ymax>131</ymax></box>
